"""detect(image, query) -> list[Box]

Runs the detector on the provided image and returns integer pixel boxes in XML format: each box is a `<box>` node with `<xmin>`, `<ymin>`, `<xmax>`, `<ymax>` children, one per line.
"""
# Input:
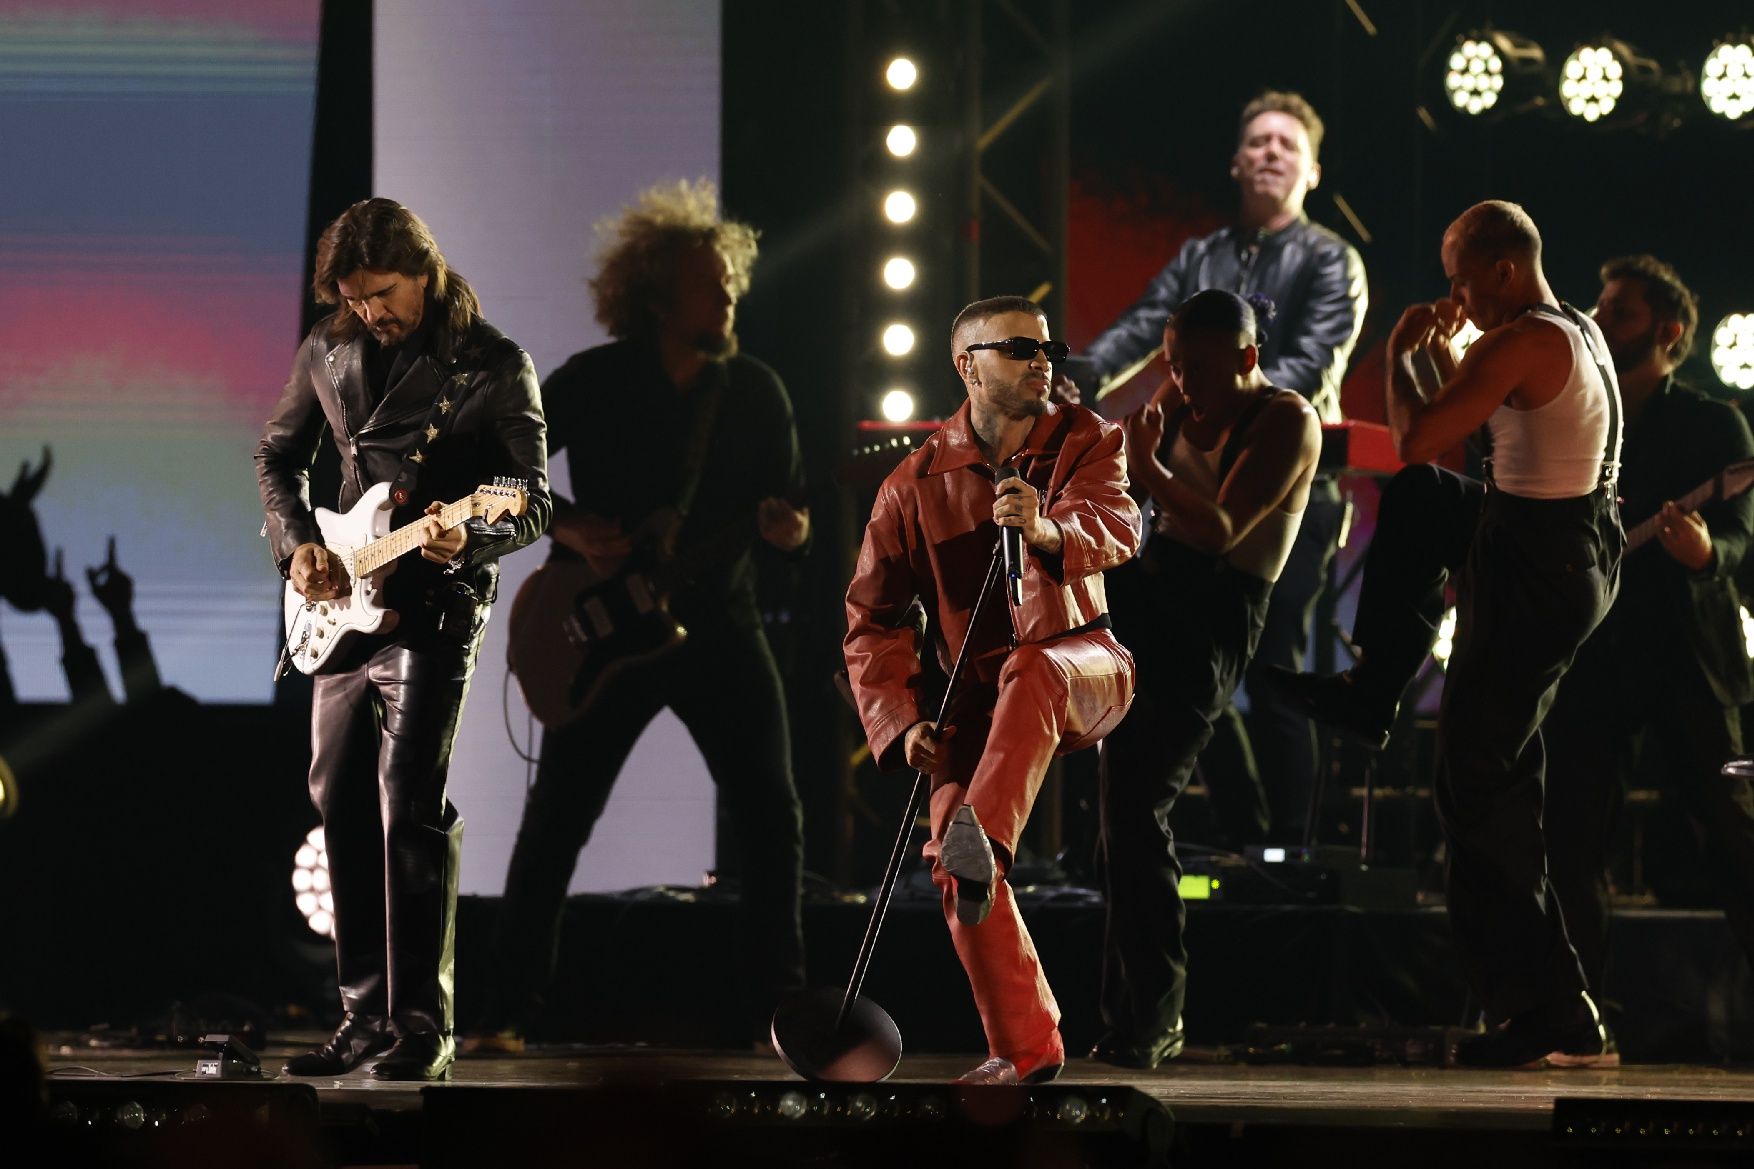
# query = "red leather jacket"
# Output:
<box><xmin>845</xmin><ymin>400</ymin><xmax>1141</xmax><ymax>767</ymax></box>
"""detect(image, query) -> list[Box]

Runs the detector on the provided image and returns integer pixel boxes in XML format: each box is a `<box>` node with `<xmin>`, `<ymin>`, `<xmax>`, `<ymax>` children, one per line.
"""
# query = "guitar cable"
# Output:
<box><xmin>500</xmin><ymin>666</ymin><xmax>541</xmax><ymax>773</ymax></box>
<box><xmin>273</xmin><ymin>602</ymin><xmax>313</xmax><ymax>682</ymax></box>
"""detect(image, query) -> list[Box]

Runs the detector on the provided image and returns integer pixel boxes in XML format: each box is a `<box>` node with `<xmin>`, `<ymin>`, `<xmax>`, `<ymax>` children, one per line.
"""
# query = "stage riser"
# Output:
<box><xmin>456</xmin><ymin>895</ymin><xmax>1754</xmax><ymax>1064</ymax></box>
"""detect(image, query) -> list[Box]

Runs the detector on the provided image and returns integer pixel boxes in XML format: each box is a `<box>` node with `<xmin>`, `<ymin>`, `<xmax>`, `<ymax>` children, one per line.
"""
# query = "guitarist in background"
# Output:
<box><xmin>1541</xmin><ymin>256</ymin><xmax>1754</xmax><ymax>1006</ymax></box>
<box><xmin>257</xmin><ymin>198</ymin><xmax>551</xmax><ymax>1081</ymax></box>
<box><xmin>487</xmin><ymin>179</ymin><xmax>810</xmax><ymax>1045</ymax></box>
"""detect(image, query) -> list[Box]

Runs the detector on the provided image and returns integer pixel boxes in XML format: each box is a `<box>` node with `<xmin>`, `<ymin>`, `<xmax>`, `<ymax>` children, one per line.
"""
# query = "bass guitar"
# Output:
<box><xmin>282</xmin><ymin>478</ymin><xmax>528</xmax><ymax>674</ymax></box>
<box><xmin>508</xmin><ymin>506</ymin><xmax>796</xmax><ymax>728</ymax></box>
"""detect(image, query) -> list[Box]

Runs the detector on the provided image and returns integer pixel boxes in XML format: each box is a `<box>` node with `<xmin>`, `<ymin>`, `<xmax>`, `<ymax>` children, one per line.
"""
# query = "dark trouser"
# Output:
<box><xmin>1096</xmin><ymin>541</ymin><xmax>1272</xmax><ymax>1039</ymax></box>
<box><xmin>1543</xmin><ymin>624</ymin><xmax>1754</xmax><ymax>995</ymax></box>
<box><xmin>1437</xmin><ymin>484</ymin><xmax>1621</xmax><ymax>1022</ymax></box>
<box><xmin>494</xmin><ymin>623</ymin><xmax>805</xmax><ymax>1026</ymax></box>
<box><xmin>310</xmin><ymin>619</ymin><xmax>482</xmax><ymax>1039</ymax></box>
<box><xmin>1349</xmin><ymin>465</ymin><xmax>1485</xmax><ymax>697</ymax></box>
<box><xmin>1204</xmin><ymin>480</ymin><xmax>1344</xmax><ymax>845</ymax></box>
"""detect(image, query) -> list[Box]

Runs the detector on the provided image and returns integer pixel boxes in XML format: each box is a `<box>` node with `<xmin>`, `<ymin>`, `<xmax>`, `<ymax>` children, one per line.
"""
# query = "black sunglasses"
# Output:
<box><xmin>965</xmin><ymin>337</ymin><xmax>1071</xmax><ymax>363</ymax></box>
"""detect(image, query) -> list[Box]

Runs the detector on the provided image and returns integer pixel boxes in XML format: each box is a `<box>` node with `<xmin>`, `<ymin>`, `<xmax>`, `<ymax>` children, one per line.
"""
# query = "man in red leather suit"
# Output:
<box><xmin>844</xmin><ymin>296</ymin><xmax>1140</xmax><ymax>1084</ymax></box>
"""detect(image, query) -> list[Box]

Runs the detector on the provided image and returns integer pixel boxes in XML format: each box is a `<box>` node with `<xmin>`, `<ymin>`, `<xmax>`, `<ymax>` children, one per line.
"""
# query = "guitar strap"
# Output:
<box><xmin>676</xmin><ymin>364</ymin><xmax>726</xmax><ymax>513</ymax></box>
<box><xmin>650</xmin><ymin>364</ymin><xmax>726</xmax><ymax>557</ymax></box>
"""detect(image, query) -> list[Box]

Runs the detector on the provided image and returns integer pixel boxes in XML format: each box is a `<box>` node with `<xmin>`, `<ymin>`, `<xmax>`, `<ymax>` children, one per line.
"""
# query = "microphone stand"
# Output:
<box><xmin>771</xmin><ymin>543</ymin><xmax>1005</xmax><ymax>1082</ymax></box>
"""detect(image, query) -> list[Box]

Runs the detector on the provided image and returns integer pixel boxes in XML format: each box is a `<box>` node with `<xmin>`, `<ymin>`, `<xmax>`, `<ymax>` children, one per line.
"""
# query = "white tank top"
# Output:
<box><xmin>1485</xmin><ymin>309</ymin><xmax>1621</xmax><ymax>500</ymax></box>
<box><xmin>1158</xmin><ymin>408</ymin><xmax>1306</xmax><ymax>583</ymax></box>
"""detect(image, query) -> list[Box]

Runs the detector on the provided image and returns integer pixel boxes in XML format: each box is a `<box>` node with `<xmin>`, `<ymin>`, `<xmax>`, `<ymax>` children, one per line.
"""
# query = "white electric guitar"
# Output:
<box><xmin>282</xmin><ymin>478</ymin><xmax>528</xmax><ymax>675</ymax></box>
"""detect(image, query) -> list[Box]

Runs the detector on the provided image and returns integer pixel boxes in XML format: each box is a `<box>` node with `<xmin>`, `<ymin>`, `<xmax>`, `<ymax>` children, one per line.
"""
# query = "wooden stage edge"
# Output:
<box><xmin>40</xmin><ymin>1038</ymin><xmax>1754</xmax><ymax>1132</ymax></box>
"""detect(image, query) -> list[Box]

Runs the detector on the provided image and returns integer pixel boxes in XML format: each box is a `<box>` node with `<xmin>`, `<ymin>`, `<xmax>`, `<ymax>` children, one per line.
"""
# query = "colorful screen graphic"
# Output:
<box><xmin>0</xmin><ymin>1</ymin><xmax>321</xmax><ymax>702</ymax></box>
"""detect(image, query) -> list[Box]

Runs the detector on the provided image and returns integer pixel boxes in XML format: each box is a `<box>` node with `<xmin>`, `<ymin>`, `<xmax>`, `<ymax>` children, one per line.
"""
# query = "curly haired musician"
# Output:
<box><xmin>487</xmin><ymin>180</ymin><xmax>811</xmax><ymax>1046</ymax></box>
<box><xmin>256</xmin><ymin>198</ymin><xmax>552</xmax><ymax>1080</ymax></box>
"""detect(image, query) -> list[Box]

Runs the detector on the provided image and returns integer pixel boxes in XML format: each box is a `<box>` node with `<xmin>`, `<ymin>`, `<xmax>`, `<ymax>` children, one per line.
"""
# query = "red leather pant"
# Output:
<box><xmin>922</xmin><ymin>628</ymin><xmax>1134</xmax><ymax>1072</ymax></box>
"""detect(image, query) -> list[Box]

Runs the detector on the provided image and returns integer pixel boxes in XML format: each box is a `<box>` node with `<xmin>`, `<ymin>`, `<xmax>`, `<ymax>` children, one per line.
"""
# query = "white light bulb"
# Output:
<box><xmin>880</xmin><ymin>389</ymin><xmax>916</xmax><ymax>422</ymax></box>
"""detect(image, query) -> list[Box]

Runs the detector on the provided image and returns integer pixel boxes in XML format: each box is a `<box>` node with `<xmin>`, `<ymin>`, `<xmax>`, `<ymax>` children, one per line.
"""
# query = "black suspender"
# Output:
<box><xmin>1521</xmin><ymin>302</ymin><xmax>1623</xmax><ymax>491</ymax></box>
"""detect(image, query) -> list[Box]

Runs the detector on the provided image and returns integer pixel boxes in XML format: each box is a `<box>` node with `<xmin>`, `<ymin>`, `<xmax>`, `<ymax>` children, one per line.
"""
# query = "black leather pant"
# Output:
<box><xmin>308</xmin><ymin>616</ymin><xmax>482</xmax><ymax>1038</ymax></box>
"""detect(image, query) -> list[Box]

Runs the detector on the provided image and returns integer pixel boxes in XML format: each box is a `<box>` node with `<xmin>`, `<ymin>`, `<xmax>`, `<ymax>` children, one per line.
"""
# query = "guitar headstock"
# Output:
<box><xmin>471</xmin><ymin>478</ymin><xmax>529</xmax><ymax>524</ymax></box>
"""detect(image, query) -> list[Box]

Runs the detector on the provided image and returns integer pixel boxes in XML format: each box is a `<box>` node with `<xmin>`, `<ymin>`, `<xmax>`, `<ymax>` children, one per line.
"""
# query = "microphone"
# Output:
<box><xmin>995</xmin><ymin>467</ymin><xmax>1025</xmax><ymax>606</ymax></box>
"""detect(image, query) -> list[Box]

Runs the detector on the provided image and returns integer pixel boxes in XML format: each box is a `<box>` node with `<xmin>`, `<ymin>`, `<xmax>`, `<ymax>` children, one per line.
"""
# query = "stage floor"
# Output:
<box><xmin>42</xmin><ymin>1035</ymin><xmax>1754</xmax><ymax>1132</ymax></box>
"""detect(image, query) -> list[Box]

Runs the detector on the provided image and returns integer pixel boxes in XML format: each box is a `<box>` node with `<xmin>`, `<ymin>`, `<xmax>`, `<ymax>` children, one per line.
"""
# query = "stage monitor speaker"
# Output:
<box><xmin>421</xmin><ymin>1080</ymin><xmax>1172</xmax><ymax>1168</ymax></box>
<box><xmin>41</xmin><ymin>1080</ymin><xmax>321</xmax><ymax>1168</ymax></box>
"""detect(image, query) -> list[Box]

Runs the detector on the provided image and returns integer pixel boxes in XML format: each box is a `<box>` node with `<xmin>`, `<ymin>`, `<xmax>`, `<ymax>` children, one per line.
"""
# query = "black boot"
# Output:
<box><xmin>283</xmin><ymin>1013</ymin><xmax>395</xmax><ymax>1076</ymax></box>
<box><xmin>371</xmin><ymin>1029</ymin><xmax>456</xmax><ymax>1080</ymax></box>
<box><xmin>1453</xmin><ymin>993</ymin><xmax>1618</xmax><ymax>1069</ymax></box>
<box><xmin>1089</xmin><ymin>1018</ymin><xmax>1186</xmax><ymax>1069</ymax></box>
<box><xmin>385</xmin><ymin>805</ymin><xmax>463</xmax><ymax>1046</ymax></box>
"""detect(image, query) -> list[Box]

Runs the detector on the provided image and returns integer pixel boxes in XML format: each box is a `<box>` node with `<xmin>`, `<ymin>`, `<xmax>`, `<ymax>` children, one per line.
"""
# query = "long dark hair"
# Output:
<box><xmin>313</xmin><ymin>198</ymin><xmax>481</xmax><ymax>342</ymax></box>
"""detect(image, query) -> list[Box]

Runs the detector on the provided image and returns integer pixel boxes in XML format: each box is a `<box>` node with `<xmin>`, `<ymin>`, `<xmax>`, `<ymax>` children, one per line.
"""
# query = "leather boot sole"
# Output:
<box><xmin>940</xmin><ymin>808</ymin><xmax>996</xmax><ymax>926</ymax></box>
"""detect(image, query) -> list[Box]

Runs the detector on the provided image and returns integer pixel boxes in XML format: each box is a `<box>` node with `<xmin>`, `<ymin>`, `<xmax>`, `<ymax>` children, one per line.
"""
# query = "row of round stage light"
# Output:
<box><xmin>878</xmin><ymin>55</ymin><xmax>921</xmax><ymax>423</ymax></box>
<box><xmin>1445</xmin><ymin>30</ymin><xmax>1754</xmax><ymax>123</ymax></box>
<box><xmin>1447</xmin><ymin>34</ymin><xmax>1754</xmax><ymax>393</ymax></box>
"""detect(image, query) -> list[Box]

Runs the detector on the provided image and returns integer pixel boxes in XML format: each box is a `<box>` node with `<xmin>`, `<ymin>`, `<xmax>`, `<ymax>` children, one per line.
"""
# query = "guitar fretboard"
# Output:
<box><xmin>354</xmin><ymin>497</ymin><xmax>477</xmax><ymax>576</ymax></box>
<box><xmin>1625</xmin><ymin>478</ymin><xmax>1717</xmax><ymax>553</ymax></box>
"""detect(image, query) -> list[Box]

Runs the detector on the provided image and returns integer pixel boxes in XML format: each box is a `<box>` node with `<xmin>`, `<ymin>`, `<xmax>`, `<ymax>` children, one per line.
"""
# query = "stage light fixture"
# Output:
<box><xmin>886</xmin><ymin>124</ymin><xmax>917</xmax><ymax>157</ymax></box>
<box><xmin>1713</xmin><ymin>313</ymin><xmax>1754</xmax><ymax>391</ymax></box>
<box><xmin>881</xmin><ymin>389</ymin><xmax>916</xmax><ymax>422</ymax></box>
<box><xmin>885</xmin><ymin>57</ymin><xmax>917</xmax><ymax>91</ymax></box>
<box><xmin>1447</xmin><ymin>35</ymin><xmax>1507</xmax><ymax>115</ymax></box>
<box><xmin>881</xmin><ymin>323</ymin><xmax>915</xmax><ymax>356</ymax></box>
<box><xmin>1702</xmin><ymin>38</ymin><xmax>1754</xmax><ymax>120</ymax></box>
<box><xmin>1560</xmin><ymin>43</ymin><xmax>1626</xmax><ymax>122</ymax></box>
<box><xmin>1433</xmin><ymin>607</ymin><xmax>1458</xmax><ymax>670</ymax></box>
<box><xmin>1445</xmin><ymin>30</ymin><xmax>1547</xmax><ymax>118</ymax></box>
<box><xmin>1558</xmin><ymin>37</ymin><xmax>1690</xmax><ymax>128</ymax></box>
<box><xmin>883</xmin><ymin>189</ymin><xmax>917</xmax><ymax>224</ymax></box>
<box><xmin>291</xmin><ymin>826</ymin><xmax>334</xmax><ymax>939</ymax></box>
<box><xmin>882</xmin><ymin>256</ymin><xmax>916</xmax><ymax>290</ymax></box>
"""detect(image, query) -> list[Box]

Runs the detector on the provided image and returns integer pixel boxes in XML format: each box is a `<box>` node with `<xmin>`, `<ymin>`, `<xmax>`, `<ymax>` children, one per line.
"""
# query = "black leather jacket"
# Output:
<box><xmin>255</xmin><ymin>312</ymin><xmax>552</xmax><ymax>614</ymax></box>
<box><xmin>1062</xmin><ymin>214</ymin><xmax>1366</xmax><ymax>423</ymax></box>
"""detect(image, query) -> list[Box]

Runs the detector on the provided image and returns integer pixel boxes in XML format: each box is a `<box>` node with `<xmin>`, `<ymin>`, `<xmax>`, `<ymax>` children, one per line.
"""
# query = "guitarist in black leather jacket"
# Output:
<box><xmin>256</xmin><ymin>198</ymin><xmax>551</xmax><ymax>1080</ymax></box>
<box><xmin>1056</xmin><ymin>91</ymin><xmax>1366</xmax><ymax>847</ymax></box>
<box><xmin>485</xmin><ymin>180</ymin><xmax>810</xmax><ymax>1048</ymax></box>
